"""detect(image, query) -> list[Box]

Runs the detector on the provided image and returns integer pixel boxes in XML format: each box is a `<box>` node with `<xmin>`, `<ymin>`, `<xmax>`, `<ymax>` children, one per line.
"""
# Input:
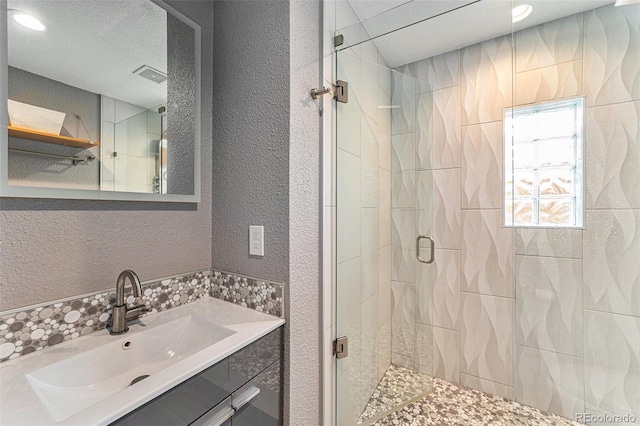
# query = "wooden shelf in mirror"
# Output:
<box><xmin>8</xmin><ymin>126</ymin><xmax>99</xmax><ymax>149</ymax></box>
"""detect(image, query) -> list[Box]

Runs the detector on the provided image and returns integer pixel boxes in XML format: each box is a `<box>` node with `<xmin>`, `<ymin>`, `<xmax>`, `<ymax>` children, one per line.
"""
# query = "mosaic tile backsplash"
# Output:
<box><xmin>0</xmin><ymin>270</ymin><xmax>284</xmax><ymax>363</ymax></box>
<box><xmin>210</xmin><ymin>271</ymin><xmax>285</xmax><ymax>318</ymax></box>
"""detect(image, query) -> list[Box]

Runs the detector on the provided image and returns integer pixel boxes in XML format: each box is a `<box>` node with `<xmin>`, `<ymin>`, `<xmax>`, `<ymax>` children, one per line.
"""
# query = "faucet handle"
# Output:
<box><xmin>125</xmin><ymin>302</ymin><xmax>150</xmax><ymax>321</ymax></box>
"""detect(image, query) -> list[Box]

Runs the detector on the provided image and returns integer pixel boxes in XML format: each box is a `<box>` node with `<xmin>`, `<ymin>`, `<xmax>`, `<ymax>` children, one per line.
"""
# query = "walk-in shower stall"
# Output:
<box><xmin>332</xmin><ymin>0</ymin><xmax>640</xmax><ymax>424</ymax></box>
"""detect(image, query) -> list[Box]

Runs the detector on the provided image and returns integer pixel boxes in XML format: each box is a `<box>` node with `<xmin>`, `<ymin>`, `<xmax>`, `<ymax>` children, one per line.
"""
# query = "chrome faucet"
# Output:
<box><xmin>110</xmin><ymin>270</ymin><xmax>150</xmax><ymax>335</ymax></box>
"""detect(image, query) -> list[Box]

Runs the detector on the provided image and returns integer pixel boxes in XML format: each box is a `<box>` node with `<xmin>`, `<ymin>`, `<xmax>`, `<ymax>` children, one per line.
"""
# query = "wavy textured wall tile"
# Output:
<box><xmin>433</xmin><ymin>169</ymin><xmax>461</xmax><ymax>250</ymax></box>
<box><xmin>416</xmin><ymin>323</ymin><xmax>433</xmax><ymax>375</ymax></box>
<box><xmin>515</xmin><ymin>345</ymin><xmax>584</xmax><ymax>420</ymax></box>
<box><xmin>461</xmin><ymin>374</ymin><xmax>514</xmax><ymax>400</ymax></box>
<box><xmin>432</xmin><ymin>86</ymin><xmax>461</xmax><ymax>169</ymax></box>
<box><xmin>337</xmin><ymin>100</ymin><xmax>362</xmax><ymax>157</ymax></box>
<box><xmin>461</xmin><ymin>210</ymin><xmax>514</xmax><ymax>297</ymax></box>
<box><xmin>433</xmin><ymin>326</ymin><xmax>461</xmax><ymax>384</ymax></box>
<box><xmin>337</xmin><ymin>55</ymin><xmax>362</xmax><ymax>157</ymax></box>
<box><xmin>415</xmin><ymin>261</ymin><xmax>433</xmax><ymax>326</ymax></box>
<box><xmin>391</xmin><ymin>73</ymin><xmax>416</xmax><ymax>135</ymax></box>
<box><xmin>378</xmin><ymin>168</ymin><xmax>391</xmax><ymax>247</ymax></box>
<box><xmin>416</xmin><ymin>248</ymin><xmax>460</xmax><ymax>330</ymax></box>
<box><xmin>416</xmin><ymin>171</ymin><xmax>433</xmax><ymax>237</ymax></box>
<box><xmin>584</xmin><ymin>310</ymin><xmax>640</xmax><ymax>419</ymax></box>
<box><xmin>391</xmin><ymin>209</ymin><xmax>415</xmax><ymax>252</ymax></box>
<box><xmin>416</xmin><ymin>92</ymin><xmax>433</xmax><ymax>171</ymax></box>
<box><xmin>584</xmin><ymin>210</ymin><xmax>640</xmax><ymax>317</ymax></box>
<box><xmin>337</xmin><ymin>354</ymin><xmax>363</xmax><ymax>426</ymax></box>
<box><xmin>361</xmin><ymin>208</ymin><xmax>378</xmax><ymax>302</ymax></box>
<box><xmin>391</xmin><ymin>133</ymin><xmax>415</xmax><ymax>173</ymax></box>
<box><xmin>392</xmin><ymin>247</ymin><xmax>415</xmax><ymax>285</ymax></box>
<box><xmin>584</xmin><ymin>4</ymin><xmax>640</xmax><ymax>107</ymax></box>
<box><xmin>378</xmin><ymin>94</ymin><xmax>392</xmax><ymax>172</ymax></box>
<box><xmin>432</xmin><ymin>249</ymin><xmax>460</xmax><ymax>330</ymax></box>
<box><xmin>392</xmin><ymin>352</ymin><xmax>415</xmax><ymax>370</ymax></box>
<box><xmin>409</xmin><ymin>50</ymin><xmax>461</xmax><ymax>92</ymax></box>
<box><xmin>361</xmin><ymin>52</ymin><xmax>380</xmax><ymax>124</ymax></box>
<box><xmin>391</xmin><ymin>282</ymin><xmax>415</xmax><ymax>360</ymax></box>
<box><xmin>515</xmin><ymin>60</ymin><xmax>583</xmax><ymax>106</ymax></box>
<box><xmin>461</xmin><ymin>293</ymin><xmax>513</xmax><ymax>386</ymax></box>
<box><xmin>586</xmin><ymin>101</ymin><xmax>640</xmax><ymax>209</ymax></box>
<box><xmin>377</xmin><ymin>319</ymin><xmax>392</xmax><ymax>381</ymax></box>
<box><xmin>337</xmin><ymin>149</ymin><xmax>361</xmax><ymax>263</ymax></box>
<box><xmin>462</xmin><ymin>121</ymin><xmax>503</xmax><ymax>209</ymax></box>
<box><xmin>515</xmin><ymin>14</ymin><xmax>583</xmax><ymax>72</ymax></box>
<box><xmin>337</xmin><ymin>257</ymin><xmax>362</xmax><ymax>377</ymax></box>
<box><xmin>391</xmin><ymin>171</ymin><xmax>415</xmax><ymax>209</ymax></box>
<box><xmin>361</xmin><ymin>295</ymin><xmax>378</xmax><ymax>397</ymax></box>
<box><xmin>515</xmin><ymin>228</ymin><xmax>583</xmax><ymax>259</ymax></box>
<box><xmin>461</xmin><ymin>35</ymin><xmax>513</xmax><ymax>125</ymax></box>
<box><xmin>361</xmin><ymin>117</ymin><xmax>379</xmax><ymax>208</ymax></box>
<box><xmin>378</xmin><ymin>245</ymin><xmax>392</xmax><ymax>327</ymax></box>
<box><xmin>516</xmin><ymin>255</ymin><xmax>583</xmax><ymax>356</ymax></box>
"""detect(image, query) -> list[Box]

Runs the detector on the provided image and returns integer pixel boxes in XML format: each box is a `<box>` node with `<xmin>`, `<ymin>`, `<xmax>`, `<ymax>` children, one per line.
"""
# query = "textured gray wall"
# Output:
<box><xmin>287</xmin><ymin>1</ymin><xmax>323</xmax><ymax>424</ymax></box>
<box><xmin>0</xmin><ymin>0</ymin><xmax>213</xmax><ymax>311</ymax></box>
<box><xmin>8</xmin><ymin>66</ymin><xmax>100</xmax><ymax>189</ymax></box>
<box><xmin>211</xmin><ymin>0</ymin><xmax>290</xmax><ymax>283</ymax></box>
<box><xmin>211</xmin><ymin>1</ymin><xmax>322</xmax><ymax>424</ymax></box>
<box><xmin>167</xmin><ymin>13</ymin><xmax>195</xmax><ymax>196</ymax></box>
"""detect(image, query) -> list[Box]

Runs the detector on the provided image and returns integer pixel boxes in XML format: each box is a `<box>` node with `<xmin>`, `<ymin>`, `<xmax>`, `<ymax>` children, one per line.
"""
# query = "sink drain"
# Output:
<box><xmin>130</xmin><ymin>375</ymin><xmax>150</xmax><ymax>386</ymax></box>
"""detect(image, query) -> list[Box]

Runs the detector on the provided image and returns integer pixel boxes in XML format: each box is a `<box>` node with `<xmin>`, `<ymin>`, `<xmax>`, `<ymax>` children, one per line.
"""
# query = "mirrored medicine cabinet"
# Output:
<box><xmin>0</xmin><ymin>0</ymin><xmax>201</xmax><ymax>202</ymax></box>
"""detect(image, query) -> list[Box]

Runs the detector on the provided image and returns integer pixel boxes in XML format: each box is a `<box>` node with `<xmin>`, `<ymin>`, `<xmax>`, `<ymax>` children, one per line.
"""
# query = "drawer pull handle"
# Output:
<box><xmin>193</xmin><ymin>406</ymin><xmax>234</xmax><ymax>426</ymax></box>
<box><xmin>232</xmin><ymin>386</ymin><xmax>261</xmax><ymax>411</ymax></box>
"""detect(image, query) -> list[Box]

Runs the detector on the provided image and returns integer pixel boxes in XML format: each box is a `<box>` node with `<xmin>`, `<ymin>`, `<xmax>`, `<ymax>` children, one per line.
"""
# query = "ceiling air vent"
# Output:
<box><xmin>133</xmin><ymin>65</ymin><xmax>167</xmax><ymax>84</ymax></box>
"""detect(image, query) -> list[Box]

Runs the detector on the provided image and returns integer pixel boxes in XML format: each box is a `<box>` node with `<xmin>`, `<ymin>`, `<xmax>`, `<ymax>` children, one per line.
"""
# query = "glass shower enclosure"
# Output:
<box><xmin>334</xmin><ymin>0</ymin><xmax>640</xmax><ymax>424</ymax></box>
<box><xmin>335</xmin><ymin>48</ymin><xmax>433</xmax><ymax>425</ymax></box>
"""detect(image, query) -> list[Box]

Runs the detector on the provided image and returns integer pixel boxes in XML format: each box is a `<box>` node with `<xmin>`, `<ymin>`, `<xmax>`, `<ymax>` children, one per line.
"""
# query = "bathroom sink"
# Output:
<box><xmin>25</xmin><ymin>315</ymin><xmax>236</xmax><ymax>422</ymax></box>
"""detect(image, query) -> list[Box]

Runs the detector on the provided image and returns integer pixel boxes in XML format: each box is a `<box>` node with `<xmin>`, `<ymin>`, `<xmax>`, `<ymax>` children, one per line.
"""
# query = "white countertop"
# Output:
<box><xmin>0</xmin><ymin>297</ymin><xmax>285</xmax><ymax>425</ymax></box>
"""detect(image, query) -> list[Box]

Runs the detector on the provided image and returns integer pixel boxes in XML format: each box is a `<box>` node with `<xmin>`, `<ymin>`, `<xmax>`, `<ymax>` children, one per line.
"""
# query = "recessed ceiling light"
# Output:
<box><xmin>9</xmin><ymin>10</ymin><xmax>46</xmax><ymax>31</ymax></box>
<box><xmin>615</xmin><ymin>0</ymin><xmax>640</xmax><ymax>5</ymax></box>
<box><xmin>512</xmin><ymin>4</ymin><xmax>533</xmax><ymax>23</ymax></box>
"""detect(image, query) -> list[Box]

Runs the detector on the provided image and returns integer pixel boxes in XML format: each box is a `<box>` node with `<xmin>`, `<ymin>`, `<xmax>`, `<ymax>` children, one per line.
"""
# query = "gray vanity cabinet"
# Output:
<box><xmin>111</xmin><ymin>326</ymin><xmax>283</xmax><ymax>426</ymax></box>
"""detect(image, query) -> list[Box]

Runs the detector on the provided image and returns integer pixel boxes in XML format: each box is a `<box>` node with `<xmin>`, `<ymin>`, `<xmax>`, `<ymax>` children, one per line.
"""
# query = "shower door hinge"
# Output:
<box><xmin>310</xmin><ymin>80</ymin><xmax>348</xmax><ymax>103</ymax></box>
<box><xmin>334</xmin><ymin>34</ymin><xmax>344</xmax><ymax>47</ymax></box>
<box><xmin>334</xmin><ymin>80</ymin><xmax>348</xmax><ymax>104</ymax></box>
<box><xmin>333</xmin><ymin>336</ymin><xmax>348</xmax><ymax>359</ymax></box>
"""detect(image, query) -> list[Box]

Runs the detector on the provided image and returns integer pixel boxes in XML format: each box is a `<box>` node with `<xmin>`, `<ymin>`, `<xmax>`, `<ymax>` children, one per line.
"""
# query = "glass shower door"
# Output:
<box><xmin>335</xmin><ymin>46</ymin><xmax>433</xmax><ymax>426</ymax></box>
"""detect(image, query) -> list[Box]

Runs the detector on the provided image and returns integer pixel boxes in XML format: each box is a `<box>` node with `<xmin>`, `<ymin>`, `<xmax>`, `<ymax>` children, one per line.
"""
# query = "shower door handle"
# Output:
<box><xmin>416</xmin><ymin>235</ymin><xmax>435</xmax><ymax>264</ymax></box>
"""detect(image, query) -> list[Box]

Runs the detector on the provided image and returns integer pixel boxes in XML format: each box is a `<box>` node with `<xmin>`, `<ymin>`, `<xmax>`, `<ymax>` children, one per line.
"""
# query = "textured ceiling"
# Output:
<box><xmin>344</xmin><ymin>0</ymin><xmax>614</xmax><ymax>67</ymax></box>
<box><xmin>7</xmin><ymin>0</ymin><xmax>167</xmax><ymax>109</ymax></box>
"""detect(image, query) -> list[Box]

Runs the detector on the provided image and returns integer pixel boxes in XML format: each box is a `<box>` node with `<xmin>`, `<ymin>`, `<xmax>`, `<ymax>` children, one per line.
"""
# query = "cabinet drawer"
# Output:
<box><xmin>201</xmin><ymin>326</ymin><xmax>283</xmax><ymax>393</ymax></box>
<box><xmin>112</xmin><ymin>362</ymin><xmax>230</xmax><ymax>425</ymax></box>
<box><xmin>111</xmin><ymin>326</ymin><xmax>283</xmax><ymax>426</ymax></box>
<box><xmin>231</xmin><ymin>359</ymin><xmax>282</xmax><ymax>426</ymax></box>
<box><xmin>191</xmin><ymin>397</ymin><xmax>233</xmax><ymax>426</ymax></box>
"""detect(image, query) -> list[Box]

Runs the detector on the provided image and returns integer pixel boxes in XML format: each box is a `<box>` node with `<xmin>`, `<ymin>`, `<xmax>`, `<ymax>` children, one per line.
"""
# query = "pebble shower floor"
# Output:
<box><xmin>358</xmin><ymin>366</ymin><xmax>583</xmax><ymax>426</ymax></box>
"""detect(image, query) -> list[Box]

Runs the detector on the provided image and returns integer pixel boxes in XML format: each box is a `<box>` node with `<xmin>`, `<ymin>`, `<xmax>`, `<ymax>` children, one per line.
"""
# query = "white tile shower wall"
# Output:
<box><xmin>390</xmin><ymin>3</ymin><xmax>640</xmax><ymax>421</ymax></box>
<box><xmin>335</xmin><ymin>41</ymin><xmax>393</xmax><ymax>423</ymax></box>
<box><xmin>391</xmin><ymin>46</ymin><xmax>464</xmax><ymax>380</ymax></box>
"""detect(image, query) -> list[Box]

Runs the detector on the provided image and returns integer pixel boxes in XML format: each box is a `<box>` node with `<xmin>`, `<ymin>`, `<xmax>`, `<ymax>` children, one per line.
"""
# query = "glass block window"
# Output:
<box><xmin>504</xmin><ymin>97</ymin><xmax>584</xmax><ymax>228</ymax></box>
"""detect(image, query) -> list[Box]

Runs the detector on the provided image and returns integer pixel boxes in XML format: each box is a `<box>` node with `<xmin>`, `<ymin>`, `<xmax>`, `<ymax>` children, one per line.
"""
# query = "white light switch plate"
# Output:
<box><xmin>249</xmin><ymin>226</ymin><xmax>264</xmax><ymax>256</ymax></box>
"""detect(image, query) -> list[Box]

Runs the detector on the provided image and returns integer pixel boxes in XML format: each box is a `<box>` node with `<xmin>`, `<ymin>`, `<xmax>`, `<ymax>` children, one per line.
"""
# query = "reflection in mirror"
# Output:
<box><xmin>3</xmin><ymin>0</ymin><xmax>198</xmax><ymax>200</ymax></box>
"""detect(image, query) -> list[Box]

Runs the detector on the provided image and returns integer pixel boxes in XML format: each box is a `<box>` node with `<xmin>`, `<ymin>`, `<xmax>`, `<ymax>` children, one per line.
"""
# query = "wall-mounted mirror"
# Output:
<box><xmin>0</xmin><ymin>0</ymin><xmax>201</xmax><ymax>202</ymax></box>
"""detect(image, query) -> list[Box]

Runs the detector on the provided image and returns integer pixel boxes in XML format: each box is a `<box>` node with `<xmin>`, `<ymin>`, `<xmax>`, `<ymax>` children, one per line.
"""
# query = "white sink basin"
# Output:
<box><xmin>25</xmin><ymin>315</ymin><xmax>236</xmax><ymax>422</ymax></box>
